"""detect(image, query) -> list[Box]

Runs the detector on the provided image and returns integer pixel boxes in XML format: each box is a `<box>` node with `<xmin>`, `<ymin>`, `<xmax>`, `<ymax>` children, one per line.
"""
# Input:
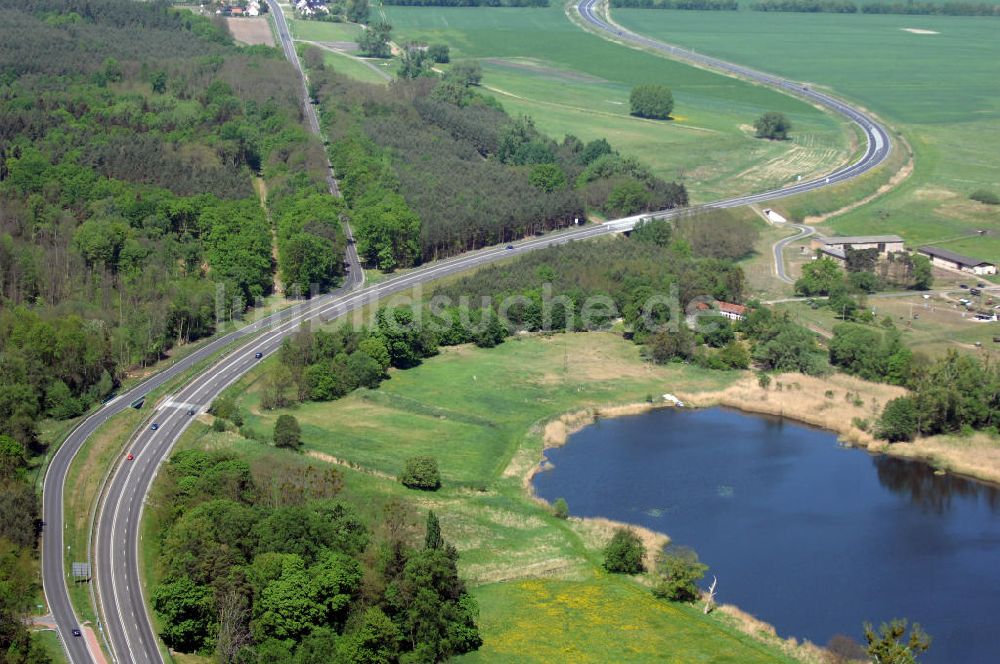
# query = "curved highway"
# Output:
<box><xmin>577</xmin><ymin>0</ymin><xmax>892</xmax><ymax>208</ymax></box>
<box><xmin>43</xmin><ymin>1</ymin><xmax>894</xmax><ymax>661</ymax></box>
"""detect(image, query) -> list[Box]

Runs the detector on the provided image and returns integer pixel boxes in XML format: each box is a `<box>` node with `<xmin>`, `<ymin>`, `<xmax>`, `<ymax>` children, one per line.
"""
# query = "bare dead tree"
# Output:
<box><xmin>215</xmin><ymin>589</ymin><xmax>251</xmax><ymax>663</ymax></box>
<box><xmin>703</xmin><ymin>576</ymin><xmax>717</xmax><ymax>615</ymax></box>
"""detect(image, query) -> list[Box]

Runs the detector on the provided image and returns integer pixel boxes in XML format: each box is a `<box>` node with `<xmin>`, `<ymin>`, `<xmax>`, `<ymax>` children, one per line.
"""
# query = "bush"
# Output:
<box><xmin>602</xmin><ymin>527</ymin><xmax>645</xmax><ymax>574</ymax></box>
<box><xmin>553</xmin><ymin>497</ymin><xmax>569</xmax><ymax>519</ymax></box>
<box><xmin>273</xmin><ymin>414</ymin><xmax>302</xmax><ymax>450</ymax></box>
<box><xmin>427</xmin><ymin>43</ymin><xmax>450</xmax><ymax>64</ymax></box>
<box><xmin>651</xmin><ymin>546</ymin><xmax>707</xmax><ymax>602</ymax></box>
<box><xmin>629</xmin><ymin>84</ymin><xmax>673</xmax><ymax>120</ymax></box>
<box><xmin>399</xmin><ymin>455</ymin><xmax>441</xmax><ymax>490</ymax></box>
<box><xmin>754</xmin><ymin>111</ymin><xmax>792</xmax><ymax>140</ymax></box>
<box><xmin>877</xmin><ymin>397</ymin><xmax>918</xmax><ymax>442</ymax></box>
<box><xmin>212</xmin><ymin>418</ymin><xmax>227</xmax><ymax>433</ymax></box>
<box><xmin>970</xmin><ymin>189</ymin><xmax>1000</xmax><ymax>205</ymax></box>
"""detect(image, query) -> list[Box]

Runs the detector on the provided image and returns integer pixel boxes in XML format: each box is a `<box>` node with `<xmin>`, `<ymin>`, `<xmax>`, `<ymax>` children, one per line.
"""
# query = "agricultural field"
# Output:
<box><xmin>284</xmin><ymin>5</ymin><xmax>853</xmax><ymax>202</ymax></box>
<box><xmin>226</xmin><ymin>17</ymin><xmax>274</xmax><ymax>46</ymax></box>
<box><xmin>612</xmin><ymin>9</ymin><xmax>1000</xmax><ymax>264</ymax></box>
<box><xmin>179</xmin><ymin>331</ymin><xmax>810</xmax><ymax>660</ymax></box>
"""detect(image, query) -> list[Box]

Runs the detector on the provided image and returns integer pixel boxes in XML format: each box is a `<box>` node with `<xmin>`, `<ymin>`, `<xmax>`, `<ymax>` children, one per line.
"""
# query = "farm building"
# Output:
<box><xmin>717</xmin><ymin>302</ymin><xmax>747</xmax><ymax>321</ymax></box>
<box><xmin>918</xmin><ymin>246</ymin><xmax>997</xmax><ymax>275</ymax></box>
<box><xmin>810</xmin><ymin>235</ymin><xmax>905</xmax><ymax>256</ymax></box>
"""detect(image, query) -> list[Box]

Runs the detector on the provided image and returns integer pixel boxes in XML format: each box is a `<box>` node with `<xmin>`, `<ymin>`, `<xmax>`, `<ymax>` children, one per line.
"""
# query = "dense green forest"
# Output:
<box><xmin>0</xmin><ymin>0</ymin><xmax>347</xmax><ymax>442</ymax></box>
<box><xmin>304</xmin><ymin>53</ymin><xmax>688</xmax><ymax>270</ymax></box>
<box><xmin>0</xmin><ymin>1</ymin><xmax>346</xmax><ymax>658</ymax></box>
<box><xmin>150</xmin><ymin>449</ymin><xmax>481</xmax><ymax>662</ymax></box>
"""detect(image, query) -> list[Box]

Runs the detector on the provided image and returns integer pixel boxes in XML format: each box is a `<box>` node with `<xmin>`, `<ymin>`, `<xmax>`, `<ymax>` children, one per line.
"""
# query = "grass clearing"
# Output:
<box><xmin>459</xmin><ymin>576</ymin><xmax>797</xmax><ymax>663</ymax></box>
<box><xmin>612</xmin><ymin>9</ymin><xmax>1000</xmax><ymax>262</ymax></box>
<box><xmin>318</xmin><ymin>47</ymin><xmax>392</xmax><ymax>85</ymax></box>
<box><xmin>288</xmin><ymin>17</ymin><xmax>361</xmax><ymax>42</ymax></box>
<box><xmin>201</xmin><ymin>331</ymin><xmax>824</xmax><ymax>659</ymax></box>
<box><xmin>31</xmin><ymin>629</ymin><xmax>69</xmax><ymax>664</ymax></box>
<box><xmin>234</xmin><ymin>332</ymin><xmax>735</xmax><ymax>487</ymax></box>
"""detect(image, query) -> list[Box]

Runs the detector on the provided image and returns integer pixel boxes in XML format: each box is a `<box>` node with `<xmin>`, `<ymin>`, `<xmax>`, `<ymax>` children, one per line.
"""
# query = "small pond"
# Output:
<box><xmin>533</xmin><ymin>407</ymin><xmax>1000</xmax><ymax>662</ymax></box>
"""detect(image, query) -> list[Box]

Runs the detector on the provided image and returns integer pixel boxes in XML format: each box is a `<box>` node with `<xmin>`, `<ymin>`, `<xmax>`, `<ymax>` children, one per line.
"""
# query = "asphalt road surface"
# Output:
<box><xmin>773</xmin><ymin>223</ymin><xmax>816</xmax><ymax>283</ymax></box>
<box><xmin>42</xmin><ymin>1</ymin><xmax>893</xmax><ymax>661</ymax></box>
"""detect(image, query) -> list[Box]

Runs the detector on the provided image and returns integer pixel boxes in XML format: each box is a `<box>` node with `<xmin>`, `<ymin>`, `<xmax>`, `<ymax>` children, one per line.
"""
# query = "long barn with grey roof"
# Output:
<box><xmin>918</xmin><ymin>246</ymin><xmax>997</xmax><ymax>276</ymax></box>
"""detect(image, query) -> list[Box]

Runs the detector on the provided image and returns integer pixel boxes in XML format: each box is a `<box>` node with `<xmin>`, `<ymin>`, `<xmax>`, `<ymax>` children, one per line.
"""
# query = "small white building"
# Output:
<box><xmin>762</xmin><ymin>208</ymin><xmax>786</xmax><ymax>224</ymax></box>
<box><xmin>717</xmin><ymin>302</ymin><xmax>747</xmax><ymax>321</ymax></box>
<box><xmin>918</xmin><ymin>246</ymin><xmax>997</xmax><ymax>276</ymax></box>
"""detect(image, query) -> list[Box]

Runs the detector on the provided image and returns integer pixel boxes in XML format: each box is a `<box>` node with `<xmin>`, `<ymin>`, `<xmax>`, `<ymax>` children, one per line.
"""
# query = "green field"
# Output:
<box><xmin>287</xmin><ymin>16</ymin><xmax>361</xmax><ymax>42</ymax></box>
<box><xmin>198</xmin><ymin>332</ymin><xmax>804</xmax><ymax>660</ymax></box>
<box><xmin>320</xmin><ymin>47</ymin><xmax>392</xmax><ymax>85</ymax></box>
<box><xmin>285</xmin><ymin>5</ymin><xmax>852</xmax><ymax>202</ymax></box>
<box><xmin>612</xmin><ymin>9</ymin><xmax>1000</xmax><ymax>262</ymax></box>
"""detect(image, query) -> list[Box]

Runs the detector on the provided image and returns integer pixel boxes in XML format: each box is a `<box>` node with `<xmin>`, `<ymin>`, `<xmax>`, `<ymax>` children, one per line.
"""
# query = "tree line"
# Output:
<box><xmin>611</xmin><ymin>0</ymin><xmax>738</xmax><ymax>9</ymax></box>
<box><xmin>150</xmin><ymin>449</ymin><xmax>481</xmax><ymax>661</ymax></box>
<box><xmin>303</xmin><ymin>50</ymin><xmax>688</xmax><ymax>270</ymax></box>
<box><xmin>239</xmin><ymin>217</ymin><xmax>764</xmax><ymax>415</ymax></box>
<box><xmin>614</xmin><ymin>0</ymin><xmax>1000</xmax><ymax>14</ymax></box>
<box><xmin>748</xmin><ymin>0</ymin><xmax>1000</xmax><ymax>14</ymax></box>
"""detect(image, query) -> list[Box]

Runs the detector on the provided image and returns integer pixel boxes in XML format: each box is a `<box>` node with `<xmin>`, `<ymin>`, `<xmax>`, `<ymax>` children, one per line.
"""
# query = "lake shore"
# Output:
<box><xmin>521</xmin><ymin>367</ymin><xmax>1000</xmax><ymax>662</ymax></box>
<box><xmin>520</xmin><ymin>397</ymin><xmax>833</xmax><ymax>662</ymax></box>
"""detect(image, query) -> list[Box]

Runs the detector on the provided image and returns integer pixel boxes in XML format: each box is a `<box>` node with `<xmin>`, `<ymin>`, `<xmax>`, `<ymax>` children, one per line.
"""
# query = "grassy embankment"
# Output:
<box><xmin>284</xmin><ymin>4</ymin><xmax>852</xmax><ymax>203</ymax></box>
<box><xmin>30</xmin><ymin>628</ymin><xmax>68</xmax><ymax>664</ymax></box>
<box><xmin>155</xmin><ymin>329</ymin><xmax>938</xmax><ymax>662</ymax></box>
<box><xmin>612</xmin><ymin>8</ymin><xmax>1000</xmax><ymax>264</ymax></box>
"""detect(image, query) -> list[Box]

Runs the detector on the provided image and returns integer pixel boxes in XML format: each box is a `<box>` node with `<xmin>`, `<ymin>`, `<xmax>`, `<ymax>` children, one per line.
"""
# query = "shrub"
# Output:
<box><xmin>273</xmin><ymin>414</ymin><xmax>302</xmax><ymax>450</ymax></box>
<box><xmin>651</xmin><ymin>546</ymin><xmax>707</xmax><ymax>602</ymax></box>
<box><xmin>877</xmin><ymin>397</ymin><xmax>918</xmax><ymax>442</ymax></box>
<box><xmin>754</xmin><ymin>111</ymin><xmax>792</xmax><ymax>140</ymax></box>
<box><xmin>602</xmin><ymin>527</ymin><xmax>645</xmax><ymax>574</ymax></box>
<box><xmin>970</xmin><ymin>189</ymin><xmax>999</xmax><ymax>205</ymax></box>
<box><xmin>427</xmin><ymin>43</ymin><xmax>450</xmax><ymax>64</ymax></box>
<box><xmin>212</xmin><ymin>418</ymin><xmax>227</xmax><ymax>433</ymax></box>
<box><xmin>629</xmin><ymin>84</ymin><xmax>673</xmax><ymax>120</ymax></box>
<box><xmin>399</xmin><ymin>455</ymin><xmax>441</xmax><ymax>490</ymax></box>
<box><xmin>553</xmin><ymin>498</ymin><xmax>569</xmax><ymax>519</ymax></box>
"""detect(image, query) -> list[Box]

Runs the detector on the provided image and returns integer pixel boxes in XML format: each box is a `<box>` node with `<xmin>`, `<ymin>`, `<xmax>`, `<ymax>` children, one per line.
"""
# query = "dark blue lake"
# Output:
<box><xmin>532</xmin><ymin>407</ymin><xmax>1000</xmax><ymax>662</ymax></box>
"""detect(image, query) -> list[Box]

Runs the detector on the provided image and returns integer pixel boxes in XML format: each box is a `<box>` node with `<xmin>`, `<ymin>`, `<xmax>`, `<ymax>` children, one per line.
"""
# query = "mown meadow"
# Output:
<box><xmin>284</xmin><ymin>4</ymin><xmax>852</xmax><ymax>202</ymax></box>
<box><xmin>612</xmin><ymin>8</ymin><xmax>1000</xmax><ymax>262</ymax></box>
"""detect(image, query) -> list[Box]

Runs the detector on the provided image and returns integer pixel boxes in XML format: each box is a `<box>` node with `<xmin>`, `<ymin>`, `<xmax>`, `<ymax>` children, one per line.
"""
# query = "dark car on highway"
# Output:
<box><xmin>150</xmin><ymin>423</ymin><xmax>159</xmax><ymax>431</ymax></box>
<box><xmin>71</xmin><ymin>629</ymin><xmax>82</xmax><ymax>637</ymax></box>
<box><xmin>255</xmin><ymin>352</ymin><xmax>263</xmax><ymax>359</ymax></box>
